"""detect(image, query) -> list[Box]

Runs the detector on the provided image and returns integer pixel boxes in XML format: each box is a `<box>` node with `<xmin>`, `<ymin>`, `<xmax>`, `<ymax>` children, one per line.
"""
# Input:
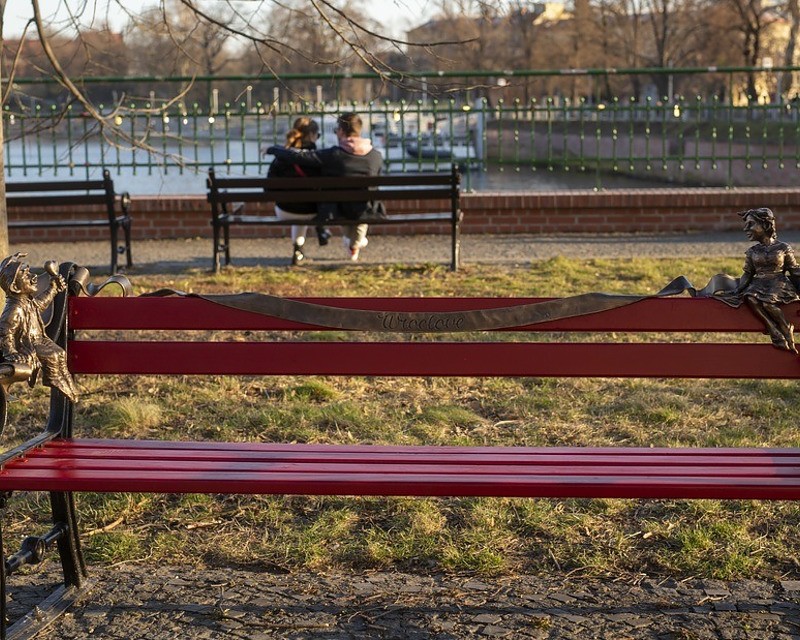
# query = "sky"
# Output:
<box><xmin>3</xmin><ymin>0</ymin><xmax>438</xmax><ymax>38</ymax></box>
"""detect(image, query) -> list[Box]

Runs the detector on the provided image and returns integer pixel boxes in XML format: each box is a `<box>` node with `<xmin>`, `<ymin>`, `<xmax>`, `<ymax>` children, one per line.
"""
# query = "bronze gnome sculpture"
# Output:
<box><xmin>0</xmin><ymin>253</ymin><xmax>78</xmax><ymax>400</ymax></box>
<box><xmin>723</xmin><ymin>208</ymin><xmax>800</xmax><ymax>353</ymax></box>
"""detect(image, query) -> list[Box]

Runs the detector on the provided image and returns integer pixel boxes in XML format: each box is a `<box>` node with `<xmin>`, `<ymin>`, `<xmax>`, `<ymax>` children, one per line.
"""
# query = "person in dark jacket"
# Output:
<box><xmin>267</xmin><ymin>117</ymin><xmax>321</xmax><ymax>265</ymax></box>
<box><xmin>267</xmin><ymin>112</ymin><xmax>383</xmax><ymax>261</ymax></box>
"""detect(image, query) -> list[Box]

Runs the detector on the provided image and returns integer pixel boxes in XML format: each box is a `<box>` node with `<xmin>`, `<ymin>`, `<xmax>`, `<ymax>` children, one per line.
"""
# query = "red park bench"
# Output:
<box><xmin>0</xmin><ymin>262</ymin><xmax>797</xmax><ymax>638</ymax></box>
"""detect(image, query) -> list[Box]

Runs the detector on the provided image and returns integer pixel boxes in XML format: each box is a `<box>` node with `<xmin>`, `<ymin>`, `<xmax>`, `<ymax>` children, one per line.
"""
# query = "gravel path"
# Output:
<box><xmin>9</xmin><ymin>232</ymin><xmax>800</xmax><ymax>639</ymax></box>
<box><xmin>14</xmin><ymin>230</ymin><xmax>800</xmax><ymax>274</ymax></box>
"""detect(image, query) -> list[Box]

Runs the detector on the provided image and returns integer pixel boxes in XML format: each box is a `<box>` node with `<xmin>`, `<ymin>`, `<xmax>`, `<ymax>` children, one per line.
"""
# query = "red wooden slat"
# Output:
<box><xmin>32</xmin><ymin>440</ymin><xmax>800</xmax><ymax>466</ymax></box>
<box><xmin>33</xmin><ymin>448</ymin><xmax>800</xmax><ymax>467</ymax></box>
<box><xmin>0</xmin><ymin>467</ymin><xmax>798</xmax><ymax>500</ymax></box>
<box><xmin>47</xmin><ymin>439</ymin><xmax>800</xmax><ymax>457</ymax></box>
<box><xmin>15</xmin><ymin>458</ymin><xmax>800</xmax><ymax>479</ymax></box>
<box><xmin>68</xmin><ymin>341</ymin><xmax>800</xmax><ymax>378</ymax></box>
<box><xmin>69</xmin><ymin>296</ymin><xmax>778</xmax><ymax>332</ymax></box>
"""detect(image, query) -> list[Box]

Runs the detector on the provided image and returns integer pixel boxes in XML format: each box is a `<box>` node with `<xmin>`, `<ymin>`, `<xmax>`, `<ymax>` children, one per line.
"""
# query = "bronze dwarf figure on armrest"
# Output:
<box><xmin>0</xmin><ymin>253</ymin><xmax>78</xmax><ymax>402</ymax></box>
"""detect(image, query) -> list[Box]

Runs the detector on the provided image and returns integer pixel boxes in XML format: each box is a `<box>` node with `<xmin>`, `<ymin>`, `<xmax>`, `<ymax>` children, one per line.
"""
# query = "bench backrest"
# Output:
<box><xmin>68</xmin><ymin>295</ymin><xmax>800</xmax><ymax>379</ymax></box>
<box><xmin>6</xmin><ymin>169</ymin><xmax>126</xmax><ymax>221</ymax></box>
<box><xmin>206</xmin><ymin>165</ymin><xmax>460</xmax><ymax>212</ymax></box>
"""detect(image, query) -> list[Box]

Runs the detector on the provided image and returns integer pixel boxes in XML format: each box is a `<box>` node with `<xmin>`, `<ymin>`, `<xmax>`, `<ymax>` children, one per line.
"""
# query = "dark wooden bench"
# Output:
<box><xmin>0</xmin><ymin>264</ymin><xmax>798</xmax><ymax>637</ymax></box>
<box><xmin>206</xmin><ymin>165</ymin><xmax>462</xmax><ymax>272</ymax></box>
<box><xmin>6</xmin><ymin>170</ymin><xmax>132</xmax><ymax>274</ymax></box>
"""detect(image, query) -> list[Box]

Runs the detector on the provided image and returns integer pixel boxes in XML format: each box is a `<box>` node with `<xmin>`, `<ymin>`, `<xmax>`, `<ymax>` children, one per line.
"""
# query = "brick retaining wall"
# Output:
<box><xmin>8</xmin><ymin>188</ymin><xmax>800</xmax><ymax>243</ymax></box>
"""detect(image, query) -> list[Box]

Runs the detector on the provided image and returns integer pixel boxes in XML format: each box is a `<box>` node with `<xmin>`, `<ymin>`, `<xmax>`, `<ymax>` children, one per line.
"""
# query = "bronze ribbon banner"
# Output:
<box><xmin>145</xmin><ymin>274</ymin><xmax>742</xmax><ymax>333</ymax></box>
<box><xmin>70</xmin><ymin>267</ymin><xmax>133</xmax><ymax>298</ymax></box>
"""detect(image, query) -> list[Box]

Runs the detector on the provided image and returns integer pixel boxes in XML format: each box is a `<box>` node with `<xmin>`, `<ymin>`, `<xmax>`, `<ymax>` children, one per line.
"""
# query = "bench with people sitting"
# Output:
<box><xmin>206</xmin><ymin>112</ymin><xmax>462</xmax><ymax>271</ymax></box>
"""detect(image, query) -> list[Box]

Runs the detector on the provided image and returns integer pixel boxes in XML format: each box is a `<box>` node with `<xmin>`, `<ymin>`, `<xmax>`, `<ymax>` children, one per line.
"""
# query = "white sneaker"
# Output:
<box><xmin>349</xmin><ymin>237</ymin><xmax>368</xmax><ymax>262</ymax></box>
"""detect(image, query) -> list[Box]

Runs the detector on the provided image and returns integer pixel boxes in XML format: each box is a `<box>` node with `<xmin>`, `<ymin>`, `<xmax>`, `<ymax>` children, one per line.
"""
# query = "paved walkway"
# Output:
<box><xmin>9</xmin><ymin>232</ymin><xmax>800</xmax><ymax>639</ymax></box>
<box><xmin>13</xmin><ymin>564</ymin><xmax>800</xmax><ymax>639</ymax></box>
<box><xmin>14</xmin><ymin>230</ymin><xmax>800</xmax><ymax>274</ymax></box>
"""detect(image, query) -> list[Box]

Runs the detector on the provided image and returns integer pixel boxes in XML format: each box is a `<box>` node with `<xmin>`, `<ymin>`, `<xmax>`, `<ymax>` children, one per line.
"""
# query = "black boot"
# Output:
<box><xmin>316</xmin><ymin>226</ymin><xmax>332</xmax><ymax>246</ymax></box>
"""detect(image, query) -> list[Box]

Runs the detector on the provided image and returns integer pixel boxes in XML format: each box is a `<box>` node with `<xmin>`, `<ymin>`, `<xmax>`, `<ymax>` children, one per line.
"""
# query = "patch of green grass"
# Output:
<box><xmin>441</xmin><ymin>530</ymin><xmax>510</xmax><ymax>575</ymax></box>
<box><xmin>150</xmin><ymin>532</ymin><xmax>190</xmax><ymax>563</ymax></box>
<box><xmin>85</xmin><ymin>531</ymin><xmax>143</xmax><ymax>564</ymax></box>
<box><xmin>77</xmin><ymin>493</ymin><xmax>154</xmax><ymax>528</ymax></box>
<box><xmin>100</xmin><ymin>398</ymin><xmax>163</xmax><ymax>437</ymax></box>
<box><xmin>410</xmin><ymin>405</ymin><xmax>488</xmax><ymax>444</ymax></box>
<box><xmin>296</xmin><ymin>507</ymin><xmax>361</xmax><ymax>569</ymax></box>
<box><xmin>364</xmin><ymin>500</ymin><xmax>448</xmax><ymax>569</ymax></box>
<box><xmin>663</xmin><ymin>519</ymin><xmax>765</xmax><ymax>579</ymax></box>
<box><xmin>285</xmin><ymin>380</ymin><xmax>338</xmax><ymax>402</ymax></box>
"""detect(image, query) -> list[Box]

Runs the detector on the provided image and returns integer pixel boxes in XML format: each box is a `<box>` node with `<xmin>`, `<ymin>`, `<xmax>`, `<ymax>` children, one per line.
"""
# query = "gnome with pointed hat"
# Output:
<box><xmin>0</xmin><ymin>253</ymin><xmax>78</xmax><ymax>401</ymax></box>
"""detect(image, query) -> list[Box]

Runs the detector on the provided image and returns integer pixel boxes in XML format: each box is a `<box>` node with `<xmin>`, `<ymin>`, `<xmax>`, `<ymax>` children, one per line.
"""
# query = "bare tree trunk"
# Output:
<box><xmin>0</xmin><ymin>1</ymin><xmax>9</xmax><ymax>260</ymax></box>
<box><xmin>0</xmin><ymin>99</ymin><xmax>7</xmax><ymax>260</ymax></box>
<box><xmin>781</xmin><ymin>0</ymin><xmax>800</xmax><ymax>99</ymax></box>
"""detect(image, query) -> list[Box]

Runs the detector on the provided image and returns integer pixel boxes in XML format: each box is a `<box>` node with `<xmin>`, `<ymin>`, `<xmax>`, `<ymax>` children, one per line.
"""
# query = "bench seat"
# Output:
<box><xmin>1</xmin><ymin>439</ymin><xmax>799</xmax><ymax>500</ymax></box>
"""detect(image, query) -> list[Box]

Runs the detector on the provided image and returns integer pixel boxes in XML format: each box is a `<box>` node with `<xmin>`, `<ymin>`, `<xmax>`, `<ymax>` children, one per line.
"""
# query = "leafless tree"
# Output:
<box><xmin>422</xmin><ymin>1</ymin><xmax>503</xmax><ymax>72</ymax></box>
<box><xmin>642</xmin><ymin>0</ymin><xmax>718</xmax><ymax>97</ymax></box>
<box><xmin>126</xmin><ymin>0</ymin><xmax>234</xmax><ymax>78</ymax></box>
<box><xmin>0</xmin><ymin>0</ymin><xmax>8</xmax><ymax>258</ymax></box>
<box><xmin>722</xmin><ymin>0</ymin><xmax>777</xmax><ymax>100</ymax></box>
<box><xmin>235</xmin><ymin>0</ymin><xmax>383</xmax><ymax>102</ymax></box>
<box><xmin>778</xmin><ymin>0</ymin><xmax>800</xmax><ymax>98</ymax></box>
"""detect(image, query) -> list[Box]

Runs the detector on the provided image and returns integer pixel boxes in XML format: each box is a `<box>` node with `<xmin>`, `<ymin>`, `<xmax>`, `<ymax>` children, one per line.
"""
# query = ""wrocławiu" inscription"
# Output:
<box><xmin>378</xmin><ymin>313</ymin><xmax>467</xmax><ymax>332</ymax></box>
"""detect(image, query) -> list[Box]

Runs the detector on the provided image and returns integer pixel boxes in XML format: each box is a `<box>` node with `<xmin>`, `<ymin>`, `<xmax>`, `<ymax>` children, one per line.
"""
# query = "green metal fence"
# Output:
<box><xmin>4</xmin><ymin>67</ymin><xmax>800</xmax><ymax>192</ymax></box>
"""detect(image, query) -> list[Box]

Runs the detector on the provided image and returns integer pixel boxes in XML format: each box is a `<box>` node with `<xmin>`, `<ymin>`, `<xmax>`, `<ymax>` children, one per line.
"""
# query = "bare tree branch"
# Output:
<box><xmin>1</xmin><ymin>20</ymin><xmax>35</xmax><ymax>106</ymax></box>
<box><xmin>28</xmin><ymin>0</ymin><xmax>195</xmax><ymax>166</ymax></box>
<box><xmin>314</xmin><ymin>0</ymin><xmax>476</xmax><ymax>48</ymax></box>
